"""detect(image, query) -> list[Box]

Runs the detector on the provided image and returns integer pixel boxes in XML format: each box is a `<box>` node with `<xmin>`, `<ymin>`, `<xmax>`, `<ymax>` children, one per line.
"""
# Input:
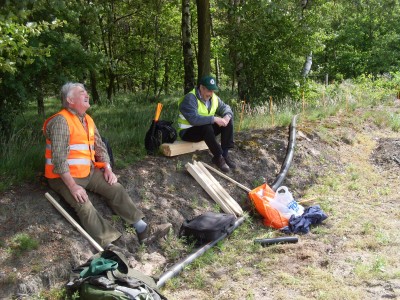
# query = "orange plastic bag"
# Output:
<box><xmin>248</xmin><ymin>183</ymin><xmax>289</xmax><ymax>229</ymax></box>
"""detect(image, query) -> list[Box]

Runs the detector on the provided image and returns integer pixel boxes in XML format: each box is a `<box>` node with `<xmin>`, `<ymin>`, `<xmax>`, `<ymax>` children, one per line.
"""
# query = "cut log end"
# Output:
<box><xmin>160</xmin><ymin>141</ymin><xmax>208</xmax><ymax>156</ymax></box>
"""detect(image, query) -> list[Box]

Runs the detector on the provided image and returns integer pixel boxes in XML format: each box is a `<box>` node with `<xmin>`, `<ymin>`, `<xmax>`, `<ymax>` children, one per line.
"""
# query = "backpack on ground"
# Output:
<box><xmin>145</xmin><ymin>120</ymin><xmax>177</xmax><ymax>155</ymax></box>
<box><xmin>66</xmin><ymin>249</ymin><xmax>167</xmax><ymax>300</ymax></box>
<box><xmin>179</xmin><ymin>212</ymin><xmax>236</xmax><ymax>246</ymax></box>
<box><xmin>101</xmin><ymin>136</ymin><xmax>115</xmax><ymax>168</ymax></box>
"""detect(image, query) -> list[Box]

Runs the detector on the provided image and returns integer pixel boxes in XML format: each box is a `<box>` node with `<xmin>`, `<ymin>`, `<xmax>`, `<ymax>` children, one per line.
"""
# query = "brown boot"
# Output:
<box><xmin>212</xmin><ymin>155</ymin><xmax>230</xmax><ymax>172</ymax></box>
<box><xmin>137</xmin><ymin>223</ymin><xmax>172</xmax><ymax>245</ymax></box>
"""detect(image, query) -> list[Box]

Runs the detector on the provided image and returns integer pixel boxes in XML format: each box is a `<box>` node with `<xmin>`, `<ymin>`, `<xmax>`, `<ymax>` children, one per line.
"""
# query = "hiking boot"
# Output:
<box><xmin>137</xmin><ymin>223</ymin><xmax>172</xmax><ymax>245</ymax></box>
<box><xmin>223</xmin><ymin>155</ymin><xmax>236</xmax><ymax>169</ymax></box>
<box><xmin>212</xmin><ymin>155</ymin><xmax>230</xmax><ymax>173</ymax></box>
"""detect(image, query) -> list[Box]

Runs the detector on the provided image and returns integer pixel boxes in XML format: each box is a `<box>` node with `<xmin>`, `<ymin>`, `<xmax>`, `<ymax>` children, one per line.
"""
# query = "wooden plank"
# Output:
<box><xmin>193</xmin><ymin>162</ymin><xmax>241</xmax><ymax>216</ymax></box>
<box><xmin>161</xmin><ymin>141</ymin><xmax>208</xmax><ymax>156</ymax></box>
<box><xmin>186</xmin><ymin>162</ymin><xmax>235</xmax><ymax>215</ymax></box>
<box><xmin>195</xmin><ymin>161</ymin><xmax>243</xmax><ymax>216</ymax></box>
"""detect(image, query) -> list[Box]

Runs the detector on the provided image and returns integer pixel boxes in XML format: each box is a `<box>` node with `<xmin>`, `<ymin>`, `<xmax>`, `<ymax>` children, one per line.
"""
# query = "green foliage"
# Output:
<box><xmin>32</xmin><ymin>287</ymin><xmax>70</xmax><ymax>300</ymax></box>
<box><xmin>390</xmin><ymin>113</ymin><xmax>400</xmax><ymax>132</ymax></box>
<box><xmin>311</xmin><ymin>0</ymin><xmax>400</xmax><ymax>81</ymax></box>
<box><xmin>217</xmin><ymin>0</ymin><xmax>311</xmax><ymax>103</ymax></box>
<box><xmin>162</xmin><ymin>231</ymin><xmax>193</xmax><ymax>262</ymax></box>
<box><xmin>2</xmin><ymin>0</ymin><xmax>400</xmax><ymax>139</ymax></box>
<box><xmin>9</xmin><ymin>233</ymin><xmax>39</xmax><ymax>255</ymax></box>
<box><xmin>0</xmin><ymin>18</ymin><xmax>64</xmax><ymax>74</ymax></box>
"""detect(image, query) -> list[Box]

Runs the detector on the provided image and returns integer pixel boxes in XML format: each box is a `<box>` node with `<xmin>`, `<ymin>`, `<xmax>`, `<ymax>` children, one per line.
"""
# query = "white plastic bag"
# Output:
<box><xmin>269</xmin><ymin>186</ymin><xmax>304</xmax><ymax>219</ymax></box>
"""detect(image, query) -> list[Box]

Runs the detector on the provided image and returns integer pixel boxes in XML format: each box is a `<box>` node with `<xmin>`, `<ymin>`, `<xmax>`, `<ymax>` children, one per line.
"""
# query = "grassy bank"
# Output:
<box><xmin>0</xmin><ymin>76</ymin><xmax>399</xmax><ymax>193</ymax></box>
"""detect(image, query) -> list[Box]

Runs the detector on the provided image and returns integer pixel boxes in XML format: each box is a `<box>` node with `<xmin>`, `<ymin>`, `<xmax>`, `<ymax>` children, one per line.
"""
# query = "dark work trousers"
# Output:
<box><xmin>181</xmin><ymin>119</ymin><xmax>234</xmax><ymax>157</ymax></box>
<box><xmin>48</xmin><ymin>167</ymin><xmax>145</xmax><ymax>247</ymax></box>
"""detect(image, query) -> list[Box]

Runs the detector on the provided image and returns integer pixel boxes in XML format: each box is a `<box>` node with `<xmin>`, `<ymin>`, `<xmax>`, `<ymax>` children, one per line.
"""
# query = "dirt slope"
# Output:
<box><xmin>0</xmin><ymin>106</ymin><xmax>399</xmax><ymax>299</ymax></box>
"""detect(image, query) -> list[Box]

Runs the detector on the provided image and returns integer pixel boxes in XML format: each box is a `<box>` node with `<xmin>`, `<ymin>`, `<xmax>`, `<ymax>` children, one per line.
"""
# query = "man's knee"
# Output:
<box><xmin>75</xmin><ymin>200</ymin><xmax>96</xmax><ymax>215</ymax></box>
<box><xmin>202</xmin><ymin>124</ymin><xmax>216</xmax><ymax>136</ymax></box>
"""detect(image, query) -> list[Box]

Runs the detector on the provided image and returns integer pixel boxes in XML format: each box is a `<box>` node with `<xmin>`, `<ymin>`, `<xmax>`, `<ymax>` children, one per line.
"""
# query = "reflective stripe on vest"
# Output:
<box><xmin>43</xmin><ymin>109</ymin><xmax>96</xmax><ymax>179</ymax></box>
<box><xmin>45</xmin><ymin>158</ymin><xmax>91</xmax><ymax>165</ymax></box>
<box><xmin>177</xmin><ymin>89</ymin><xmax>218</xmax><ymax>132</ymax></box>
<box><xmin>46</xmin><ymin>144</ymin><xmax>95</xmax><ymax>151</ymax></box>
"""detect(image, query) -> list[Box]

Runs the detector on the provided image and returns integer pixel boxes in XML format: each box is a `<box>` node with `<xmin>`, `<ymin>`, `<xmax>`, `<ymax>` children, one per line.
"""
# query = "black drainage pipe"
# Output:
<box><xmin>254</xmin><ymin>236</ymin><xmax>298</xmax><ymax>246</ymax></box>
<box><xmin>156</xmin><ymin>216</ymin><xmax>245</xmax><ymax>288</ymax></box>
<box><xmin>271</xmin><ymin>114</ymin><xmax>298</xmax><ymax>192</ymax></box>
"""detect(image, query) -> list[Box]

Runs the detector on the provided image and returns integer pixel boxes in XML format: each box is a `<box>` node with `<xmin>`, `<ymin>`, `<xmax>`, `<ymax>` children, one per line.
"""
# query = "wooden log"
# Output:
<box><xmin>161</xmin><ymin>141</ymin><xmax>208</xmax><ymax>156</ymax></box>
<box><xmin>186</xmin><ymin>163</ymin><xmax>235</xmax><ymax>215</ymax></box>
<box><xmin>195</xmin><ymin>161</ymin><xmax>243</xmax><ymax>216</ymax></box>
<box><xmin>45</xmin><ymin>192</ymin><xmax>104</xmax><ymax>252</ymax></box>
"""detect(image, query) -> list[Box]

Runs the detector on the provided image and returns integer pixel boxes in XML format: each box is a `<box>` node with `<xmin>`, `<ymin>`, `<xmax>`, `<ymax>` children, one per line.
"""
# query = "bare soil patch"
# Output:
<box><xmin>0</xmin><ymin>107</ymin><xmax>399</xmax><ymax>299</ymax></box>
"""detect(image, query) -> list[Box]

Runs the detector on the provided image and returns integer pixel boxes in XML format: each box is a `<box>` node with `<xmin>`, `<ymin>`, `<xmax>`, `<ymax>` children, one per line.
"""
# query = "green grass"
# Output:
<box><xmin>0</xmin><ymin>77</ymin><xmax>398</xmax><ymax>193</ymax></box>
<box><xmin>7</xmin><ymin>233</ymin><xmax>39</xmax><ymax>256</ymax></box>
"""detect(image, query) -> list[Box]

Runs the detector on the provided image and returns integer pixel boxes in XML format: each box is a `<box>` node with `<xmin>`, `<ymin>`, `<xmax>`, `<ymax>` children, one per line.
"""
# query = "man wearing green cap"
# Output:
<box><xmin>178</xmin><ymin>75</ymin><xmax>236</xmax><ymax>172</ymax></box>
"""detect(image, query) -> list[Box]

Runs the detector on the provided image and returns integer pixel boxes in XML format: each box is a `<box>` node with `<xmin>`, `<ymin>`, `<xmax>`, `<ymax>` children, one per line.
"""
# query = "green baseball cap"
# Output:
<box><xmin>199</xmin><ymin>75</ymin><xmax>219</xmax><ymax>91</ymax></box>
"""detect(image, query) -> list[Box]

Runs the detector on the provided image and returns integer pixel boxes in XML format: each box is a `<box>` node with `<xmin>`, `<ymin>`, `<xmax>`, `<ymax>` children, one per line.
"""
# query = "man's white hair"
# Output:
<box><xmin>60</xmin><ymin>82</ymin><xmax>85</xmax><ymax>108</ymax></box>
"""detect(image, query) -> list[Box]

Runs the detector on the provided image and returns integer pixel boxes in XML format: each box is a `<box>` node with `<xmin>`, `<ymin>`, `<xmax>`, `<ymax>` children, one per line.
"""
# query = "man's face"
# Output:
<box><xmin>68</xmin><ymin>86</ymin><xmax>90</xmax><ymax>115</ymax></box>
<box><xmin>199</xmin><ymin>84</ymin><xmax>214</xmax><ymax>100</ymax></box>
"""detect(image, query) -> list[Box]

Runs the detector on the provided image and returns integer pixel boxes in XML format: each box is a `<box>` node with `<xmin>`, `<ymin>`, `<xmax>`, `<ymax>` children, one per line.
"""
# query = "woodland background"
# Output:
<box><xmin>2</xmin><ymin>0</ymin><xmax>400</xmax><ymax>136</ymax></box>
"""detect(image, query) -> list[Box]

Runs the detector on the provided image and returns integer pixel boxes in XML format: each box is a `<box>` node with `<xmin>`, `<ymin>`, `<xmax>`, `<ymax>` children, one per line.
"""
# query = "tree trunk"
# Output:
<box><xmin>89</xmin><ymin>70</ymin><xmax>100</xmax><ymax>104</ymax></box>
<box><xmin>98</xmin><ymin>2</ymin><xmax>115</xmax><ymax>103</ymax></box>
<box><xmin>302</xmin><ymin>52</ymin><xmax>313</xmax><ymax>78</ymax></box>
<box><xmin>227</xmin><ymin>0</ymin><xmax>243</xmax><ymax>94</ymax></box>
<box><xmin>153</xmin><ymin>12</ymin><xmax>160</xmax><ymax>97</ymax></box>
<box><xmin>210</xmin><ymin>9</ymin><xmax>220</xmax><ymax>85</ymax></box>
<box><xmin>196</xmin><ymin>0</ymin><xmax>211</xmax><ymax>80</ymax></box>
<box><xmin>107</xmin><ymin>67</ymin><xmax>115</xmax><ymax>103</ymax></box>
<box><xmin>163</xmin><ymin>58</ymin><xmax>170</xmax><ymax>95</ymax></box>
<box><xmin>182</xmin><ymin>0</ymin><xmax>195</xmax><ymax>94</ymax></box>
<box><xmin>37</xmin><ymin>86</ymin><xmax>45</xmax><ymax>119</ymax></box>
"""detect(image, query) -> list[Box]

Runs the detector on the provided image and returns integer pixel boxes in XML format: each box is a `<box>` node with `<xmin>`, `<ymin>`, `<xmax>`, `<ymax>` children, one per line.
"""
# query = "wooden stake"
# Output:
<box><xmin>193</xmin><ymin>162</ymin><xmax>241</xmax><ymax>216</ymax></box>
<box><xmin>239</xmin><ymin>100</ymin><xmax>245</xmax><ymax>132</ymax></box>
<box><xmin>298</xmin><ymin>197</ymin><xmax>317</xmax><ymax>204</ymax></box>
<box><xmin>202</xmin><ymin>162</ymin><xmax>251</xmax><ymax>193</ymax></box>
<box><xmin>269</xmin><ymin>96</ymin><xmax>274</xmax><ymax>126</ymax></box>
<box><xmin>195</xmin><ymin>161</ymin><xmax>243</xmax><ymax>216</ymax></box>
<box><xmin>45</xmin><ymin>192</ymin><xmax>104</xmax><ymax>252</ymax></box>
<box><xmin>186</xmin><ymin>163</ymin><xmax>235</xmax><ymax>215</ymax></box>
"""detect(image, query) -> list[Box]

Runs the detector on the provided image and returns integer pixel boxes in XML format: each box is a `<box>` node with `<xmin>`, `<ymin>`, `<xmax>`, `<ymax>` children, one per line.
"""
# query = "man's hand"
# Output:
<box><xmin>69</xmin><ymin>184</ymin><xmax>89</xmax><ymax>203</ymax></box>
<box><xmin>60</xmin><ymin>172</ymin><xmax>88</xmax><ymax>203</ymax></box>
<box><xmin>103</xmin><ymin>167</ymin><xmax>118</xmax><ymax>185</ymax></box>
<box><xmin>214</xmin><ymin>116</ymin><xmax>229</xmax><ymax>127</ymax></box>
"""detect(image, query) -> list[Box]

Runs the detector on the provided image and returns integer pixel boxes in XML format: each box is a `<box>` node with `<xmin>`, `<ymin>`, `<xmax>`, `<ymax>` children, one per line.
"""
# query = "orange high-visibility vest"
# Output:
<box><xmin>43</xmin><ymin>109</ymin><xmax>96</xmax><ymax>179</ymax></box>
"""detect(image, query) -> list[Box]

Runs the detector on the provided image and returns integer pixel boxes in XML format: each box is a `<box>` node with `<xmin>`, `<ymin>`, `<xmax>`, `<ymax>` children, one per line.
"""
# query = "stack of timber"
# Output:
<box><xmin>161</xmin><ymin>141</ymin><xmax>208</xmax><ymax>157</ymax></box>
<box><xmin>186</xmin><ymin>161</ymin><xmax>243</xmax><ymax>217</ymax></box>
